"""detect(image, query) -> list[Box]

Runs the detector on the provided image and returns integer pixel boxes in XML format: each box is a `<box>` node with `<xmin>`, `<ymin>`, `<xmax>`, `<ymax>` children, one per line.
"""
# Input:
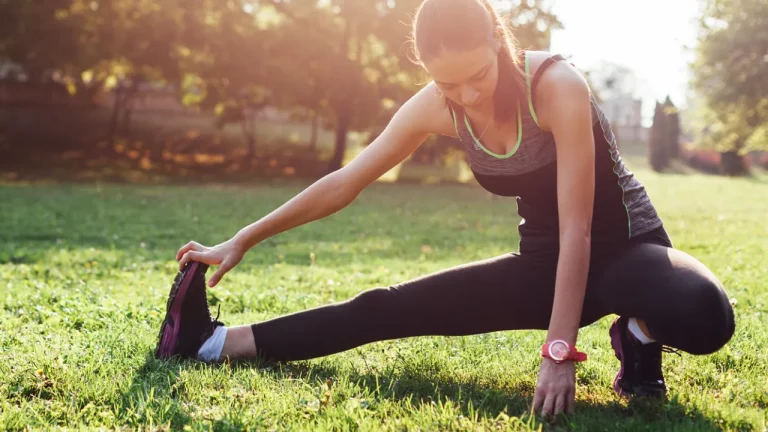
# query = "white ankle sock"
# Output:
<box><xmin>197</xmin><ymin>326</ymin><xmax>227</xmax><ymax>362</ymax></box>
<box><xmin>628</xmin><ymin>318</ymin><xmax>655</xmax><ymax>344</ymax></box>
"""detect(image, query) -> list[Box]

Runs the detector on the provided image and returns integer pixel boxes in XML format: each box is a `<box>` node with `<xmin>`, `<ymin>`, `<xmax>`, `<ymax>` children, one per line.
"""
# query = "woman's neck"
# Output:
<box><xmin>464</xmin><ymin>104</ymin><xmax>495</xmax><ymax>126</ymax></box>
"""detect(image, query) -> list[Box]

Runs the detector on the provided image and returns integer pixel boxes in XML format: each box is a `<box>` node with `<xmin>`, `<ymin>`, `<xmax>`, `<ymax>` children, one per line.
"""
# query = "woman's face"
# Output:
<box><xmin>422</xmin><ymin>42</ymin><xmax>500</xmax><ymax>111</ymax></box>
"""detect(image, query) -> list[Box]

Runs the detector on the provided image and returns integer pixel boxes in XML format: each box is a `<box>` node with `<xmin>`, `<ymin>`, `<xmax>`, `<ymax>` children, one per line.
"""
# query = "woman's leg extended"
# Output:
<box><xmin>585</xmin><ymin>241</ymin><xmax>735</xmax><ymax>355</ymax></box>
<box><xmin>237</xmin><ymin>252</ymin><xmax>560</xmax><ymax>363</ymax></box>
<box><xmin>219</xmin><ymin>231</ymin><xmax>735</xmax><ymax>363</ymax></box>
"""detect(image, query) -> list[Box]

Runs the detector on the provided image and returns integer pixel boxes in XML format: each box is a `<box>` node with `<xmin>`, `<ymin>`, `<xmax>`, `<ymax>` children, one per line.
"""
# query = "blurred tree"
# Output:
<box><xmin>176</xmin><ymin>0</ymin><xmax>276</xmax><ymax>157</ymax></box>
<box><xmin>0</xmin><ymin>0</ymin><xmax>83</xmax><ymax>84</ymax></box>
<box><xmin>0</xmin><ymin>0</ymin><xmax>187</xmax><ymax>146</ymax></box>
<box><xmin>664</xmin><ymin>96</ymin><xmax>681</xmax><ymax>159</ymax></box>
<box><xmin>279</xmin><ymin>0</ymin><xmax>424</xmax><ymax>173</ymax></box>
<box><xmin>691</xmin><ymin>0</ymin><xmax>768</xmax><ymax>175</ymax></box>
<box><xmin>648</xmin><ymin>96</ymin><xmax>681</xmax><ymax>171</ymax></box>
<box><xmin>1</xmin><ymin>0</ymin><xmax>563</xmax><ymax>174</ymax></box>
<box><xmin>499</xmin><ymin>0</ymin><xmax>561</xmax><ymax>50</ymax></box>
<box><xmin>649</xmin><ymin>102</ymin><xmax>669</xmax><ymax>171</ymax></box>
<box><xmin>175</xmin><ymin>0</ymin><xmax>423</xmax><ymax>169</ymax></box>
<box><xmin>0</xmin><ymin>0</ymin><xmax>185</xmax><ymax>93</ymax></box>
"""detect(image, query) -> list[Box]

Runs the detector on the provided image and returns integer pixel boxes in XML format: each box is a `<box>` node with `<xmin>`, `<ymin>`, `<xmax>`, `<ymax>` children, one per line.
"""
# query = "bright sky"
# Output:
<box><xmin>548</xmin><ymin>0</ymin><xmax>703</xmax><ymax>120</ymax></box>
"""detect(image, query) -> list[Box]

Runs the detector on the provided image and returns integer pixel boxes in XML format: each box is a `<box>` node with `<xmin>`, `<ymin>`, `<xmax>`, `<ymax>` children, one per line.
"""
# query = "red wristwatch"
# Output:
<box><xmin>541</xmin><ymin>339</ymin><xmax>588</xmax><ymax>364</ymax></box>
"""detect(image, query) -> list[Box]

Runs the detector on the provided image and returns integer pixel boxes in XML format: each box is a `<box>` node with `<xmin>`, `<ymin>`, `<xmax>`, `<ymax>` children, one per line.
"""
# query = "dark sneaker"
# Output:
<box><xmin>155</xmin><ymin>261</ymin><xmax>225</xmax><ymax>360</ymax></box>
<box><xmin>609</xmin><ymin>316</ymin><xmax>669</xmax><ymax>398</ymax></box>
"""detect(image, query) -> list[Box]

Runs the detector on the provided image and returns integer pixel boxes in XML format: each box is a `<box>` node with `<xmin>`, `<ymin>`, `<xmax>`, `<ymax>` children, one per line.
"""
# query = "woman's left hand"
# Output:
<box><xmin>533</xmin><ymin>358</ymin><xmax>576</xmax><ymax>417</ymax></box>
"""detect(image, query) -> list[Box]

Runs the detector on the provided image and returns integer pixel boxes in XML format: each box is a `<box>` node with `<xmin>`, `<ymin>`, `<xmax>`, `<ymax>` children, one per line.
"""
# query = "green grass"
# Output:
<box><xmin>1</xmin><ymin>165</ymin><xmax>767</xmax><ymax>431</ymax></box>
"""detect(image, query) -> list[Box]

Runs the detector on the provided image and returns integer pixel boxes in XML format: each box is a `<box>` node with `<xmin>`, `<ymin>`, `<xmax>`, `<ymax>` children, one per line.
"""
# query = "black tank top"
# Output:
<box><xmin>449</xmin><ymin>52</ymin><xmax>663</xmax><ymax>247</ymax></box>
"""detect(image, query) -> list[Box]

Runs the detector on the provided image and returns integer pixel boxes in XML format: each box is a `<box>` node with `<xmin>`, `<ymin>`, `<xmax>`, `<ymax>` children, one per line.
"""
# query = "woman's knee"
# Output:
<box><xmin>684</xmin><ymin>277</ymin><xmax>735</xmax><ymax>355</ymax></box>
<box><xmin>347</xmin><ymin>287</ymin><xmax>399</xmax><ymax>318</ymax></box>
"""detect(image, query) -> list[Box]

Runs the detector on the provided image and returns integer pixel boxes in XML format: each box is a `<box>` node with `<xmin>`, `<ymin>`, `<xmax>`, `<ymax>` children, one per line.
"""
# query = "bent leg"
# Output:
<box><xmin>586</xmin><ymin>242</ymin><xmax>735</xmax><ymax>355</ymax></box>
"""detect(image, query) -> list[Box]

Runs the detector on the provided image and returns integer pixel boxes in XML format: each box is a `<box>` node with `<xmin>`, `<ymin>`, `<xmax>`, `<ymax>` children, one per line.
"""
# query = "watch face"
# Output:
<box><xmin>548</xmin><ymin>341</ymin><xmax>570</xmax><ymax>361</ymax></box>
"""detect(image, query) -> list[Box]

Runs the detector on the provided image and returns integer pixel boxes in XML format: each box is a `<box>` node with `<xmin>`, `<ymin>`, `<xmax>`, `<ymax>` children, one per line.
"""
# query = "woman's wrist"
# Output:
<box><xmin>233</xmin><ymin>224</ymin><xmax>261</xmax><ymax>252</ymax></box>
<box><xmin>546</xmin><ymin>326</ymin><xmax>579</xmax><ymax>345</ymax></box>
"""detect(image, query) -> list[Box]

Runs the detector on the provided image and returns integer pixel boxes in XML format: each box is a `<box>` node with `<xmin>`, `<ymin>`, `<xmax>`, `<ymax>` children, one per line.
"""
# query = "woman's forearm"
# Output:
<box><xmin>233</xmin><ymin>172</ymin><xmax>358</xmax><ymax>251</ymax></box>
<box><xmin>546</xmin><ymin>232</ymin><xmax>591</xmax><ymax>345</ymax></box>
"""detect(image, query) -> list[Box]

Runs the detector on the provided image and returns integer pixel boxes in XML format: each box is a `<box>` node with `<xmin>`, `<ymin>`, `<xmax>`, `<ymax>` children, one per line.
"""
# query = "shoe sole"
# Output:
<box><xmin>155</xmin><ymin>261</ymin><xmax>204</xmax><ymax>359</ymax></box>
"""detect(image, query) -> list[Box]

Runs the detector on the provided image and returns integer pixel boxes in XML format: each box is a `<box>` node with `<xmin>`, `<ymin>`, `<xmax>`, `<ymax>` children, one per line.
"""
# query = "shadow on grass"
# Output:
<box><xmin>122</xmin><ymin>354</ymin><xmax>265</xmax><ymax>431</ymax></box>
<box><xmin>119</xmin><ymin>354</ymin><xmax>193</xmax><ymax>430</ymax></box>
<box><xmin>140</xmin><ymin>354</ymin><xmax>742</xmax><ymax>432</ymax></box>
<box><xmin>269</xmin><ymin>361</ymin><xmax>736</xmax><ymax>431</ymax></box>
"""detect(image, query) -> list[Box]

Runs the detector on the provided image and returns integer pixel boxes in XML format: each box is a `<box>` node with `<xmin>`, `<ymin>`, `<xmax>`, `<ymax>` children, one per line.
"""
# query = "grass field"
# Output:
<box><xmin>1</xmin><ymin>164</ymin><xmax>767</xmax><ymax>431</ymax></box>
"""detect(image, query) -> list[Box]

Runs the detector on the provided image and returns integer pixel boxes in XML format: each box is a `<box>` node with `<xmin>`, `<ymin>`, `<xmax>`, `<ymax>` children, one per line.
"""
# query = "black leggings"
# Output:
<box><xmin>250</xmin><ymin>227</ymin><xmax>735</xmax><ymax>363</ymax></box>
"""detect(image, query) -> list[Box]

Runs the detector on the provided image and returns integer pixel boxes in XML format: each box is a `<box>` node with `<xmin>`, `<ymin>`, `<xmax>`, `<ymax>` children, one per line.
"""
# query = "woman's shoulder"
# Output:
<box><xmin>523</xmin><ymin>50</ymin><xmax>582</xmax><ymax>88</ymax></box>
<box><xmin>524</xmin><ymin>50</ymin><xmax>591</xmax><ymax>130</ymax></box>
<box><xmin>523</xmin><ymin>50</ymin><xmax>556</xmax><ymax>78</ymax></box>
<box><xmin>396</xmin><ymin>81</ymin><xmax>459</xmax><ymax>138</ymax></box>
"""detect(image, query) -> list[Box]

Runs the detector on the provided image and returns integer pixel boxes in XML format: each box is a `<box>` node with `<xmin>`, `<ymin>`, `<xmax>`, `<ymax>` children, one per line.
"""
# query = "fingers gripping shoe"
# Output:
<box><xmin>155</xmin><ymin>261</ymin><xmax>225</xmax><ymax>360</ymax></box>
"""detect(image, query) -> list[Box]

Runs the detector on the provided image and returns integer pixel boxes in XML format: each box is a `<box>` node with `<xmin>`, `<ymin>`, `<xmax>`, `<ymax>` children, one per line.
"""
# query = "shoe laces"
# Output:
<box><xmin>200</xmin><ymin>289</ymin><xmax>224</xmax><ymax>327</ymax></box>
<box><xmin>633</xmin><ymin>342</ymin><xmax>663</xmax><ymax>381</ymax></box>
<box><xmin>635</xmin><ymin>345</ymin><xmax>680</xmax><ymax>384</ymax></box>
<box><xmin>212</xmin><ymin>304</ymin><xmax>224</xmax><ymax>327</ymax></box>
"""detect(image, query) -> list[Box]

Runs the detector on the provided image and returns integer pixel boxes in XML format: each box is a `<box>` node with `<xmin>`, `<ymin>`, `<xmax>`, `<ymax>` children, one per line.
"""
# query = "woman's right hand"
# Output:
<box><xmin>176</xmin><ymin>237</ymin><xmax>246</xmax><ymax>287</ymax></box>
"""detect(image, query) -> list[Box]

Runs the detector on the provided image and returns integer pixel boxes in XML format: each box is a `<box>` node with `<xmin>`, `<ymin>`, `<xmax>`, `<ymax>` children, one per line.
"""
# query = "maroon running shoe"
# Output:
<box><xmin>155</xmin><ymin>261</ymin><xmax>224</xmax><ymax>360</ymax></box>
<box><xmin>609</xmin><ymin>316</ymin><xmax>673</xmax><ymax>398</ymax></box>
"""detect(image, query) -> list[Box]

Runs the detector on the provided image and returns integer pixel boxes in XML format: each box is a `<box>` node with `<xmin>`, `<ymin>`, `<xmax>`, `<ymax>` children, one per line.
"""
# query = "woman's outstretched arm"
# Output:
<box><xmin>177</xmin><ymin>83</ymin><xmax>455</xmax><ymax>287</ymax></box>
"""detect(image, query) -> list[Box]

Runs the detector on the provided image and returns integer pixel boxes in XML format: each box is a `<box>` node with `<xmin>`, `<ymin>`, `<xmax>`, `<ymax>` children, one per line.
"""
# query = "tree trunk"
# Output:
<box><xmin>648</xmin><ymin>102</ymin><xmax>669</xmax><ymax>172</ymax></box>
<box><xmin>327</xmin><ymin>15</ymin><xmax>354</xmax><ymax>174</ymax></box>
<box><xmin>720</xmin><ymin>151</ymin><xmax>748</xmax><ymax>176</ymax></box>
<box><xmin>245</xmin><ymin>134</ymin><xmax>256</xmax><ymax>158</ymax></box>
<box><xmin>669</xmin><ymin>133</ymin><xmax>680</xmax><ymax>159</ymax></box>
<box><xmin>242</xmin><ymin>111</ymin><xmax>256</xmax><ymax>157</ymax></box>
<box><xmin>108</xmin><ymin>86</ymin><xmax>124</xmax><ymax>145</ymax></box>
<box><xmin>668</xmin><ymin>117</ymin><xmax>680</xmax><ymax>159</ymax></box>
<box><xmin>121</xmin><ymin>88</ymin><xmax>137</xmax><ymax>135</ymax></box>
<box><xmin>327</xmin><ymin>111</ymin><xmax>349</xmax><ymax>173</ymax></box>
<box><xmin>105</xmin><ymin>0</ymin><xmax>119</xmax><ymax>146</ymax></box>
<box><xmin>122</xmin><ymin>78</ymin><xmax>142</xmax><ymax>134</ymax></box>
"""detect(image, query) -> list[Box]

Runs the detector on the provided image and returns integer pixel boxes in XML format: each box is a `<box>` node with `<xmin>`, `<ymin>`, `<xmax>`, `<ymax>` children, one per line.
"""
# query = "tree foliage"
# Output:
<box><xmin>1</xmin><ymin>0</ymin><xmax>563</xmax><ymax>173</ymax></box>
<box><xmin>691</xmin><ymin>0</ymin><xmax>768</xmax><ymax>175</ymax></box>
<box><xmin>649</xmin><ymin>97</ymin><xmax>681</xmax><ymax>172</ymax></box>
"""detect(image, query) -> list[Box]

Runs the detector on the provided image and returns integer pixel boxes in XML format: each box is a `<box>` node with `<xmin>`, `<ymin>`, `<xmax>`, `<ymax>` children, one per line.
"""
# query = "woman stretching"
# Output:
<box><xmin>154</xmin><ymin>0</ymin><xmax>735</xmax><ymax>417</ymax></box>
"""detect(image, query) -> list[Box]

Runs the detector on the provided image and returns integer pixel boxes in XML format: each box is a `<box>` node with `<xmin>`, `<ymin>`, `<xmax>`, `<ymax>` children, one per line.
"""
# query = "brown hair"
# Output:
<box><xmin>410</xmin><ymin>0</ymin><xmax>527</xmax><ymax>126</ymax></box>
